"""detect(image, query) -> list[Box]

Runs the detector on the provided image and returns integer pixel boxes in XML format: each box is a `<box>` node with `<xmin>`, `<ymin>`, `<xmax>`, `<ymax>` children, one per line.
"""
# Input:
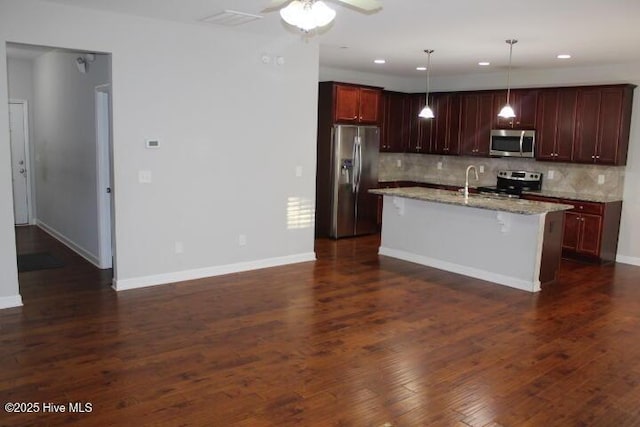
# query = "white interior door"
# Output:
<box><xmin>95</xmin><ymin>87</ymin><xmax>113</xmax><ymax>269</ymax></box>
<box><xmin>9</xmin><ymin>102</ymin><xmax>29</xmax><ymax>225</ymax></box>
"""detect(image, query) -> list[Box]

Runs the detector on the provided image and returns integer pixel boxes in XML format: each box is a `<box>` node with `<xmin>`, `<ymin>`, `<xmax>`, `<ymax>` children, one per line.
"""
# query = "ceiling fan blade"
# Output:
<box><xmin>336</xmin><ymin>0</ymin><xmax>382</xmax><ymax>12</ymax></box>
<box><xmin>262</xmin><ymin>0</ymin><xmax>293</xmax><ymax>12</ymax></box>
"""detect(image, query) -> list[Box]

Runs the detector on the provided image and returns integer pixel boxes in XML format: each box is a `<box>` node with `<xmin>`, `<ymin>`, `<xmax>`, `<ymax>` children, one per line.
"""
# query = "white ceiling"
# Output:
<box><xmin>27</xmin><ymin>0</ymin><xmax>640</xmax><ymax>77</ymax></box>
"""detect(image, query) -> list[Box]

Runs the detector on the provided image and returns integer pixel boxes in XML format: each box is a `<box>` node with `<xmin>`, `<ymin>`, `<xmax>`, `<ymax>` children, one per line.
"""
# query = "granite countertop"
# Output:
<box><xmin>523</xmin><ymin>189</ymin><xmax>622</xmax><ymax>203</ymax></box>
<box><xmin>370</xmin><ymin>187</ymin><xmax>574</xmax><ymax>215</ymax></box>
<box><xmin>378</xmin><ymin>180</ymin><xmax>622</xmax><ymax>204</ymax></box>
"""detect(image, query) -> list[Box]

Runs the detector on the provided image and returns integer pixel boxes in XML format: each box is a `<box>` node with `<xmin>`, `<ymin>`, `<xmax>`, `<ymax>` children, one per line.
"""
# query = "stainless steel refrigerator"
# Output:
<box><xmin>325</xmin><ymin>125</ymin><xmax>380</xmax><ymax>238</ymax></box>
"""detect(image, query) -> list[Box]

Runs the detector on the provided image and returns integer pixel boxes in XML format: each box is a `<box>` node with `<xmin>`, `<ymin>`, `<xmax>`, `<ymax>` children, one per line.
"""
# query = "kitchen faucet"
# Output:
<box><xmin>464</xmin><ymin>165</ymin><xmax>479</xmax><ymax>200</ymax></box>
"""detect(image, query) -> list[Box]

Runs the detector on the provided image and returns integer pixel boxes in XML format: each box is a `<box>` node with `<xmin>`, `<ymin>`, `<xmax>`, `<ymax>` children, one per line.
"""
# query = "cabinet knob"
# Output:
<box><xmin>592</xmin><ymin>155</ymin><xmax>595</xmax><ymax>159</ymax></box>
<box><xmin>596</xmin><ymin>155</ymin><xmax>600</xmax><ymax>159</ymax></box>
<box><xmin>579</xmin><ymin>206</ymin><xmax>583</xmax><ymax>210</ymax></box>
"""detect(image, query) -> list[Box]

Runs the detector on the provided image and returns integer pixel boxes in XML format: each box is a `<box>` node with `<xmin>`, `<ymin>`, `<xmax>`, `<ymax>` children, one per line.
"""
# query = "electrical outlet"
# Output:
<box><xmin>437</xmin><ymin>162</ymin><xmax>443</xmax><ymax>170</ymax></box>
<box><xmin>175</xmin><ymin>241</ymin><xmax>184</xmax><ymax>254</ymax></box>
<box><xmin>396</xmin><ymin>159</ymin><xmax>402</xmax><ymax>168</ymax></box>
<box><xmin>479</xmin><ymin>165</ymin><xmax>485</xmax><ymax>174</ymax></box>
<box><xmin>598</xmin><ymin>174</ymin><xmax>605</xmax><ymax>185</ymax></box>
<box><xmin>138</xmin><ymin>170</ymin><xmax>152</xmax><ymax>183</ymax></box>
<box><xmin>548</xmin><ymin>170</ymin><xmax>555</xmax><ymax>180</ymax></box>
<box><xmin>238</xmin><ymin>234</ymin><xmax>247</xmax><ymax>246</ymax></box>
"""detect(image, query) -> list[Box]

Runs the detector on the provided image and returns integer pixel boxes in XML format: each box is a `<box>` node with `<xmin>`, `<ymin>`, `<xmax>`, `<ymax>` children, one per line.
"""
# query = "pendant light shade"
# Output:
<box><xmin>498</xmin><ymin>39</ymin><xmax>518</xmax><ymax>119</ymax></box>
<box><xmin>419</xmin><ymin>49</ymin><xmax>435</xmax><ymax>119</ymax></box>
<box><xmin>280</xmin><ymin>0</ymin><xmax>336</xmax><ymax>32</ymax></box>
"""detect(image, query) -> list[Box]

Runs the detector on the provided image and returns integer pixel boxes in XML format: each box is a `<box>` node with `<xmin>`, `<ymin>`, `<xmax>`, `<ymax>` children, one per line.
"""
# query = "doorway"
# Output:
<box><xmin>8</xmin><ymin>100</ymin><xmax>32</xmax><ymax>225</ymax></box>
<box><xmin>95</xmin><ymin>85</ymin><xmax>113</xmax><ymax>269</ymax></box>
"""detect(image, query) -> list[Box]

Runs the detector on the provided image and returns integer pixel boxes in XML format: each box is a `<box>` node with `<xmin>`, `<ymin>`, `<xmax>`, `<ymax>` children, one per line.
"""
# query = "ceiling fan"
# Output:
<box><xmin>265</xmin><ymin>0</ymin><xmax>382</xmax><ymax>33</ymax></box>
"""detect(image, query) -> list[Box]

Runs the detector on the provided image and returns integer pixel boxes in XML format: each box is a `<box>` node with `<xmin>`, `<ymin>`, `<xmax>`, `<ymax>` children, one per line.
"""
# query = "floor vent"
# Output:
<box><xmin>201</xmin><ymin>10</ymin><xmax>263</xmax><ymax>26</ymax></box>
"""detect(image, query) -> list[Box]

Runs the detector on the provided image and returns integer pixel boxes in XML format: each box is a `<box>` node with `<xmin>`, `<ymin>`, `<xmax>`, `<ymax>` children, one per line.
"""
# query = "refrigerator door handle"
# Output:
<box><xmin>353</xmin><ymin>135</ymin><xmax>362</xmax><ymax>192</ymax></box>
<box><xmin>351</xmin><ymin>137</ymin><xmax>358</xmax><ymax>193</ymax></box>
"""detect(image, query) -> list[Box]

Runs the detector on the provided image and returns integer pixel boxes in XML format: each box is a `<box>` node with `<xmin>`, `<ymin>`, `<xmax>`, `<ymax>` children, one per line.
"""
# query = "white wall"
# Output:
<box><xmin>31</xmin><ymin>50</ymin><xmax>109</xmax><ymax>263</ymax></box>
<box><xmin>0</xmin><ymin>0</ymin><xmax>319</xmax><ymax>305</ymax></box>
<box><xmin>328</xmin><ymin>61</ymin><xmax>640</xmax><ymax>266</ymax></box>
<box><xmin>7</xmin><ymin>57</ymin><xmax>36</xmax><ymax>223</ymax></box>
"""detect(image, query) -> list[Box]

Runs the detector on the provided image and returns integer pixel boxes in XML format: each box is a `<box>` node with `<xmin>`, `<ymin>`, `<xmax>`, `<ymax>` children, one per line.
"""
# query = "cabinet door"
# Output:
<box><xmin>595</xmin><ymin>87</ymin><xmax>625</xmax><ymax>164</ymax></box>
<box><xmin>460</xmin><ymin>93</ymin><xmax>480</xmax><ymax>155</ymax></box>
<box><xmin>562</xmin><ymin>212</ymin><xmax>581</xmax><ymax>252</ymax></box>
<box><xmin>431</xmin><ymin>93</ymin><xmax>461</xmax><ymax>155</ymax></box>
<box><xmin>381</xmin><ymin>92</ymin><xmax>407</xmax><ymax>152</ymax></box>
<box><xmin>535</xmin><ymin>88</ymin><xmax>577</xmax><ymax>161</ymax></box>
<box><xmin>359</xmin><ymin>88</ymin><xmax>381</xmax><ymax>124</ymax></box>
<box><xmin>408</xmin><ymin>94</ymin><xmax>430</xmax><ymax>153</ymax></box>
<box><xmin>476</xmin><ymin>93</ymin><xmax>494</xmax><ymax>156</ymax></box>
<box><xmin>555</xmin><ymin>88</ymin><xmax>578</xmax><ymax>161</ymax></box>
<box><xmin>535</xmin><ymin>89</ymin><xmax>559</xmax><ymax>160</ymax></box>
<box><xmin>494</xmin><ymin>89</ymin><xmax>537</xmax><ymax>129</ymax></box>
<box><xmin>578</xmin><ymin>213</ymin><xmax>603</xmax><ymax>257</ymax></box>
<box><xmin>334</xmin><ymin>85</ymin><xmax>360</xmax><ymax>123</ymax></box>
<box><xmin>574</xmin><ymin>88</ymin><xmax>601</xmax><ymax>163</ymax></box>
<box><xmin>514</xmin><ymin>89</ymin><xmax>538</xmax><ymax>129</ymax></box>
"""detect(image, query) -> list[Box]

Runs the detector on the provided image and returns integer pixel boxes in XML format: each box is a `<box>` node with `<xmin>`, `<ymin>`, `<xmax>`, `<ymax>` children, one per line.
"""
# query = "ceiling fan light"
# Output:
<box><xmin>280</xmin><ymin>0</ymin><xmax>335</xmax><ymax>32</ymax></box>
<box><xmin>280</xmin><ymin>1</ymin><xmax>304</xmax><ymax>26</ymax></box>
<box><xmin>419</xmin><ymin>106</ymin><xmax>434</xmax><ymax>119</ymax></box>
<box><xmin>498</xmin><ymin>104</ymin><xmax>516</xmax><ymax>119</ymax></box>
<box><xmin>311</xmin><ymin>1</ymin><xmax>336</xmax><ymax>27</ymax></box>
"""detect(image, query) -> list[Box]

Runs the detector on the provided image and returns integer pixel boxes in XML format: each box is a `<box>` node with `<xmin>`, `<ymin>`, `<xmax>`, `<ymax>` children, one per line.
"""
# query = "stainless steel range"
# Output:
<box><xmin>477</xmin><ymin>170</ymin><xmax>543</xmax><ymax>198</ymax></box>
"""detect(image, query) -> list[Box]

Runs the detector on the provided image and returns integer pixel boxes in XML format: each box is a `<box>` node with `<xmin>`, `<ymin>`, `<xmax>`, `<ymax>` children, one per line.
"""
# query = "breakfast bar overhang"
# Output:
<box><xmin>371</xmin><ymin>187</ymin><xmax>574</xmax><ymax>292</ymax></box>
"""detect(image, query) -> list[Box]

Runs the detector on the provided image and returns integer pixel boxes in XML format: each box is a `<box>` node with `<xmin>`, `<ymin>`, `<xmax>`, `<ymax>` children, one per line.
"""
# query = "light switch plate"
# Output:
<box><xmin>598</xmin><ymin>174</ymin><xmax>605</xmax><ymax>185</ymax></box>
<box><xmin>437</xmin><ymin>162</ymin><xmax>443</xmax><ymax>170</ymax></box>
<box><xmin>396</xmin><ymin>159</ymin><xmax>402</xmax><ymax>168</ymax></box>
<box><xmin>548</xmin><ymin>170</ymin><xmax>555</xmax><ymax>180</ymax></box>
<box><xmin>295</xmin><ymin>166</ymin><xmax>303</xmax><ymax>177</ymax></box>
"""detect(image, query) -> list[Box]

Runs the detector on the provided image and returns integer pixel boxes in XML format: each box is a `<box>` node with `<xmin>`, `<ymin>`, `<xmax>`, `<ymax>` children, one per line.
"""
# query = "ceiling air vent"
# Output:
<box><xmin>201</xmin><ymin>10</ymin><xmax>263</xmax><ymax>26</ymax></box>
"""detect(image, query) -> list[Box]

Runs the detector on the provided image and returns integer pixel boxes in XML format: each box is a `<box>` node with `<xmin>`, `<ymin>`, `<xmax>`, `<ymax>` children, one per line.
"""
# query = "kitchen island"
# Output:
<box><xmin>370</xmin><ymin>187</ymin><xmax>574</xmax><ymax>292</ymax></box>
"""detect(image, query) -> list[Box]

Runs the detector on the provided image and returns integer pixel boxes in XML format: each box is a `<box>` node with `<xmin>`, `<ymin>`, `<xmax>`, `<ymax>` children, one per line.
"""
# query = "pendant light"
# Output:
<box><xmin>418</xmin><ymin>49</ymin><xmax>435</xmax><ymax>119</ymax></box>
<box><xmin>280</xmin><ymin>0</ymin><xmax>336</xmax><ymax>32</ymax></box>
<box><xmin>498</xmin><ymin>39</ymin><xmax>518</xmax><ymax>119</ymax></box>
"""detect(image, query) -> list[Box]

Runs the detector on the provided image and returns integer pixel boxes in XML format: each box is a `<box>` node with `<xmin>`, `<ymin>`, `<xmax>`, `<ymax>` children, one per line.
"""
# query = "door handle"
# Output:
<box><xmin>19</xmin><ymin>168</ymin><xmax>26</xmax><ymax>174</ymax></box>
<box><xmin>18</xmin><ymin>160</ymin><xmax>24</xmax><ymax>165</ymax></box>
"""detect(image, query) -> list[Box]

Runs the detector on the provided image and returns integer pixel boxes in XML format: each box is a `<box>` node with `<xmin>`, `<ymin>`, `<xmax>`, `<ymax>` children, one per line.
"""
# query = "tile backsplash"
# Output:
<box><xmin>379</xmin><ymin>153</ymin><xmax>625</xmax><ymax>199</ymax></box>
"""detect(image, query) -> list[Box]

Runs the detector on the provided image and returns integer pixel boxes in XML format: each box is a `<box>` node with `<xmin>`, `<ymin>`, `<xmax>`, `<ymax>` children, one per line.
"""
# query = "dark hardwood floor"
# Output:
<box><xmin>2</xmin><ymin>226</ymin><xmax>640</xmax><ymax>426</ymax></box>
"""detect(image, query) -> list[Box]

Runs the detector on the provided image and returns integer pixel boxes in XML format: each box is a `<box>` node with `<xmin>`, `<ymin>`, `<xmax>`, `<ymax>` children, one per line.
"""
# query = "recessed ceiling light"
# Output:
<box><xmin>557</xmin><ymin>54</ymin><xmax>571</xmax><ymax>59</ymax></box>
<box><xmin>478</xmin><ymin>61</ymin><xmax>490</xmax><ymax>66</ymax></box>
<box><xmin>374</xmin><ymin>59</ymin><xmax>386</xmax><ymax>64</ymax></box>
<box><xmin>416</xmin><ymin>66</ymin><xmax>427</xmax><ymax>71</ymax></box>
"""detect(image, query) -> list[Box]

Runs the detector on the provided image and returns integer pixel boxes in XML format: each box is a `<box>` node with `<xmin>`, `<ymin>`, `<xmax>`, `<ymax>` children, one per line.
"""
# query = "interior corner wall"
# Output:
<box><xmin>0</xmin><ymin>0</ymin><xmax>319</xmax><ymax>300</ymax></box>
<box><xmin>0</xmin><ymin>49</ymin><xmax>21</xmax><ymax>306</ymax></box>
<box><xmin>30</xmin><ymin>50</ymin><xmax>110</xmax><ymax>264</ymax></box>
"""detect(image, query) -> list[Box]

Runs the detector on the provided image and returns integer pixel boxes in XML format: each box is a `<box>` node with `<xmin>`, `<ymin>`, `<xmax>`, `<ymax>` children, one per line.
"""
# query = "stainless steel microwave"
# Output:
<box><xmin>490</xmin><ymin>129</ymin><xmax>535</xmax><ymax>158</ymax></box>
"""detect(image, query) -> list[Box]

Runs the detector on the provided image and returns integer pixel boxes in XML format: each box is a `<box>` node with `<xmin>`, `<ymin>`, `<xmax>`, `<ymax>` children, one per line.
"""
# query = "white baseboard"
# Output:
<box><xmin>113</xmin><ymin>252</ymin><xmax>316</xmax><ymax>291</ymax></box>
<box><xmin>0</xmin><ymin>295</ymin><xmax>23</xmax><ymax>309</ymax></box>
<box><xmin>379</xmin><ymin>247</ymin><xmax>540</xmax><ymax>293</ymax></box>
<box><xmin>616</xmin><ymin>254</ymin><xmax>640</xmax><ymax>267</ymax></box>
<box><xmin>36</xmin><ymin>220</ymin><xmax>101</xmax><ymax>268</ymax></box>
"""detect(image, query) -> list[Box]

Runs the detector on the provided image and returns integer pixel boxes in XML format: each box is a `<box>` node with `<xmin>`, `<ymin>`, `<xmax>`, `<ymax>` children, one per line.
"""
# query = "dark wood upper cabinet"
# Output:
<box><xmin>380</xmin><ymin>91</ymin><xmax>409</xmax><ymax>152</ymax></box>
<box><xmin>535</xmin><ymin>87</ymin><xmax>578</xmax><ymax>162</ymax></box>
<box><xmin>430</xmin><ymin>93</ymin><xmax>461</xmax><ymax>155</ymax></box>
<box><xmin>460</xmin><ymin>91</ymin><xmax>494</xmax><ymax>156</ymax></box>
<box><xmin>407</xmin><ymin>94</ymin><xmax>432</xmax><ymax>153</ymax></box>
<box><xmin>494</xmin><ymin>89</ymin><xmax>539</xmax><ymax>129</ymax></box>
<box><xmin>331</xmin><ymin>83</ymin><xmax>382</xmax><ymax>125</ymax></box>
<box><xmin>573</xmin><ymin>84</ymin><xmax>634</xmax><ymax>165</ymax></box>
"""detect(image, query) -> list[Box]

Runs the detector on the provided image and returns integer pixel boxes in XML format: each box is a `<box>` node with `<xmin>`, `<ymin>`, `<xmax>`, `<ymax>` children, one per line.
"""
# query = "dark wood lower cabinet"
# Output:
<box><xmin>522</xmin><ymin>194</ymin><xmax>622</xmax><ymax>263</ymax></box>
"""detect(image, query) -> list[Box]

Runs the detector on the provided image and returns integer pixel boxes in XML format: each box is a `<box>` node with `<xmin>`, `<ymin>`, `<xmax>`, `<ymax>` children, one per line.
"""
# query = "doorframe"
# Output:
<box><xmin>8</xmin><ymin>99</ymin><xmax>34</xmax><ymax>225</ymax></box>
<box><xmin>94</xmin><ymin>84</ymin><xmax>114</xmax><ymax>270</ymax></box>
